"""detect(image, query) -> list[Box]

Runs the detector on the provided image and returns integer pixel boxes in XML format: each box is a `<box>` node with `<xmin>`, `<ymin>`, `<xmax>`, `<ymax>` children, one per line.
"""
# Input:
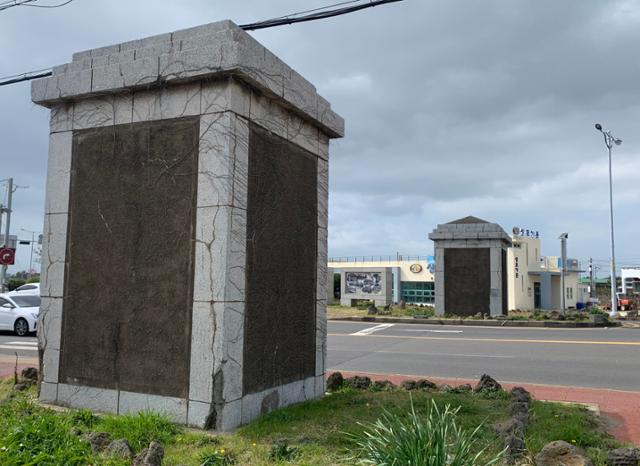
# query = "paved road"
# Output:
<box><xmin>3</xmin><ymin>322</ymin><xmax>638</xmax><ymax>392</ymax></box>
<box><xmin>327</xmin><ymin>321</ymin><xmax>640</xmax><ymax>391</ymax></box>
<box><xmin>0</xmin><ymin>331</ymin><xmax>38</xmax><ymax>366</ymax></box>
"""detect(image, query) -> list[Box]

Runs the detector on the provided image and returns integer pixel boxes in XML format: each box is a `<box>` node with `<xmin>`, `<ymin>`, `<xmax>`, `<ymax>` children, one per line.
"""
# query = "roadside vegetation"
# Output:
<box><xmin>328</xmin><ymin>303</ymin><xmax>436</xmax><ymax>319</ymax></box>
<box><xmin>327</xmin><ymin>303</ymin><xmax>610</xmax><ymax>323</ymax></box>
<box><xmin>5</xmin><ymin>275</ymin><xmax>40</xmax><ymax>291</ymax></box>
<box><xmin>0</xmin><ymin>375</ymin><xmax>620</xmax><ymax>465</ymax></box>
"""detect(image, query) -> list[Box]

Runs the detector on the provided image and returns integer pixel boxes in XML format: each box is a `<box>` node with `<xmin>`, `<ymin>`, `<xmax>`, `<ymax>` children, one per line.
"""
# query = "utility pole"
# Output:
<box><xmin>588</xmin><ymin>258</ymin><xmax>594</xmax><ymax>299</ymax></box>
<box><xmin>0</xmin><ymin>178</ymin><xmax>13</xmax><ymax>292</ymax></box>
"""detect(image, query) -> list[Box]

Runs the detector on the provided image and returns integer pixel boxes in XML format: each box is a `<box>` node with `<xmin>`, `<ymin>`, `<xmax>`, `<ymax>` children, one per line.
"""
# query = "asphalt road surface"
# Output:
<box><xmin>3</xmin><ymin>323</ymin><xmax>638</xmax><ymax>392</ymax></box>
<box><xmin>327</xmin><ymin>321</ymin><xmax>640</xmax><ymax>391</ymax></box>
<box><xmin>0</xmin><ymin>331</ymin><xmax>38</xmax><ymax>368</ymax></box>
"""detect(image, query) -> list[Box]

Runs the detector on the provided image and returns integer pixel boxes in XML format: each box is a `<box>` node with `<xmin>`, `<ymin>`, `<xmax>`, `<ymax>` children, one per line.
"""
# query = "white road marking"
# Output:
<box><xmin>434</xmin><ymin>352</ymin><xmax>513</xmax><ymax>359</ymax></box>
<box><xmin>400</xmin><ymin>329</ymin><xmax>463</xmax><ymax>334</ymax></box>
<box><xmin>8</xmin><ymin>341</ymin><xmax>37</xmax><ymax>346</ymax></box>
<box><xmin>351</xmin><ymin>323</ymin><xmax>395</xmax><ymax>336</ymax></box>
<box><xmin>336</xmin><ymin>348</ymin><xmax>514</xmax><ymax>359</ymax></box>
<box><xmin>0</xmin><ymin>345</ymin><xmax>37</xmax><ymax>351</ymax></box>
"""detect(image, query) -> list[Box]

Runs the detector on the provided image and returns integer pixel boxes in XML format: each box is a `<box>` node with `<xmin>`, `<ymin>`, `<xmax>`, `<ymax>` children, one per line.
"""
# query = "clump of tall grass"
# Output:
<box><xmin>99</xmin><ymin>411</ymin><xmax>181</xmax><ymax>453</ymax></box>
<box><xmin>348</xmin><ymin>398</ymin><xmax>504</xmax><ymax>466</ymax></box>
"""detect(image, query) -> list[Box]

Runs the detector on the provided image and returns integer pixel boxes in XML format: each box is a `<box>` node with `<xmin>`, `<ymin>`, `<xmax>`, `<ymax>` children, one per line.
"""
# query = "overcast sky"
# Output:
<box><xmin>1</xmin><ymin>0</ymin><xmax>639</xmax><ymax>275</ymax></box>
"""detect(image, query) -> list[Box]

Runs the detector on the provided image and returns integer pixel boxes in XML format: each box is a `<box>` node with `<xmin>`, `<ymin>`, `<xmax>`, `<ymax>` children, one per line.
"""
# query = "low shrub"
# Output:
<box><xmin>589</xmin><ymin>307</ymin><xmax>609</xmax><ymax>318</ymax></box>
<box><xmin>5</xmin><ymin>278</ymin><xmax>26</xmax><ymax>291</ymax></box>
<box><xmin>402</xmin><ymin>306</ymin><xmax>436</xmax><ymax>318</ymax></box>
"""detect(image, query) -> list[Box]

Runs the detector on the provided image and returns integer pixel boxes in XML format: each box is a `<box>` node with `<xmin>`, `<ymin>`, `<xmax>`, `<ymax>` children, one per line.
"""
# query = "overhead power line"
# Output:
<box><xmin>0</xmin><ymin>0</ymin><xmax>74</xmax><ymax>12</ymax></box>
<box><xmin>0</xmin><ymin>0</ymin><xmax>36</xmax><ymax>12</ymax></box>
<box><xmin>0</xmin><ymin>0</ymin><xmax>404</xmax><ymax>87</ymax></box>
<box><xmin>239</xmin><ymin>0</ymin><xmax>404</xmax><ymax>30</ymax></box>
<box><xmin>0</xmin><ymin>68</ymin><xmax>53</xmax><ymax>86</ymax></box>
<box><xmin>263</xmin><ymin>0</ymin><xmax>367</xmax><ymax>22</ymax></box>
<box><xmin>24</xmin><ymin>0</ymin><xmax>74</xmax><ymax>7</ymax></box>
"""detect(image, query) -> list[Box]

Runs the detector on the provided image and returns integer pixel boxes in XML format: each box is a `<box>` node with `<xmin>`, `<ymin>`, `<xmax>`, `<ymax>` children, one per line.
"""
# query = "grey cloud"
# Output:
<box><xmin>1</xmin><ymin>0</ymin><xmax>639</xmax><ymax>271</ymax></box>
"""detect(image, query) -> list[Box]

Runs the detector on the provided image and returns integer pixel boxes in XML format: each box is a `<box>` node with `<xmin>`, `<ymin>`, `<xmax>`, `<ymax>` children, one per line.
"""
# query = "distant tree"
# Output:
<box><xmin>6</xmin><ymin>278</ymin><xmax>26</xmax><ymax>291</ymax></box>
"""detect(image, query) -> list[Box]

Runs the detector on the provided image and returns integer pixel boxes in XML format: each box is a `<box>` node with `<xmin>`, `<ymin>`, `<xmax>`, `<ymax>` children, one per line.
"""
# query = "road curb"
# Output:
<box><xmin>329</xmin><ymin>316</ymin><xmax>621</xmax><ymax>328</ymax></box>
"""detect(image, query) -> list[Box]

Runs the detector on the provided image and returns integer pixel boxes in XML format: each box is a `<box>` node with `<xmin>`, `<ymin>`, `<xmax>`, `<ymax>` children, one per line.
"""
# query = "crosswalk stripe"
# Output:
<box><xmin>350</xmin><ymin>323</ymin><xmax>395</xmax><ymax>336</ymax></box>
<box><xmin>401</xmin><ymin>329</ymin><xmax>464</xmax><ymax>334</ymax></box>
<box><xmin>0</xmin><ymin>345</ymin><xmax>37</xmax><ymax>351</ymax></box>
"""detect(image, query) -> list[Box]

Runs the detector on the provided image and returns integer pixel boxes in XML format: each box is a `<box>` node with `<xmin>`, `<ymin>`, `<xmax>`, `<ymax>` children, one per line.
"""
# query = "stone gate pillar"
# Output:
<box><xmin>32</xmin><ymin>20</ymin><xmax>344</xmax><ymax>430</ymax></box>
<box><xmin>429</xmin><ymin>216</ymin><xmax>511</xmax><ymax>317</ymax></box>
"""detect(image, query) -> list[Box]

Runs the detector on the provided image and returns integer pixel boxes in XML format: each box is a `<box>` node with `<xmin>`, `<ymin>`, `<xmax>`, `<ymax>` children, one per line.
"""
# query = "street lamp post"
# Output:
<box><xmin>20</xmin><ymin>228</ymin><xmax>37</xmax><ymax>278</ymax></box>
<box><xmin>559</xmin><ymin>233</ymin><xmax>568</xmax><ymax>314</ymax></box>
<box><xmin>595</xmin><ymin>123</ymin><xmax>622</xmax><ymax>317</ymax></box>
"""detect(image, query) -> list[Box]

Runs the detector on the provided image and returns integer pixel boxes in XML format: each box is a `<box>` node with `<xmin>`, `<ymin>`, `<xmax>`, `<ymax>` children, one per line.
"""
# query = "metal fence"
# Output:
<box><xmin>328</xmin><ymin>254</ymin><xmax>430</xmax><ymax>263</ymax></box>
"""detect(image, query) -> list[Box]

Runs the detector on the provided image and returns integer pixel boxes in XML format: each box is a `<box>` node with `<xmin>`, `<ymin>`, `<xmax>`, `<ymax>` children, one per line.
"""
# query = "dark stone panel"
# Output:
<box><xmin>243</xmin><ymin>123</ymin><xmax>318</xmax><ymax>395</ymax></box>
<box><xmin>501</xmin><ymin>249</ymin><xmax>508</xmax><ymax>315</ymax></box>
<box><xmin>59</xmin><ymin>116</ymin><xmax>199</xmax><ymax>398</ymax></box>
<box><xmin>444</xmin><ymin>248</ymin><xmax>490</xmax><ymax>316</ymax></box>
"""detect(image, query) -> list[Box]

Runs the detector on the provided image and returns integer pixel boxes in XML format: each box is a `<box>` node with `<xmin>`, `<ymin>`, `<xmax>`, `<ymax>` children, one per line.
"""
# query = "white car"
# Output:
<box><xmin>9</xmin><ymin>282</ymin><xmax>40</xmax><ymax>296</ymax></box>
<box><xmin>0</xmin><ymin>293</ymin><xmax>40</xmax><ymax>336</ymax></box>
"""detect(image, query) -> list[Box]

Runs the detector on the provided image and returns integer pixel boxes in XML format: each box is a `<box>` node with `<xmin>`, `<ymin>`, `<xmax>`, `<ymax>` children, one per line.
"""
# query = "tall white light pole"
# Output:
<box><xmin>20</xmin><ymin>228</ymin><xmax>38</xmax><ymax>278</ymax></box>
<box><xmin>595</xmin><ymin>123</ymin><xmax>622</xmax><ymax>317</ymax></box>
<box><xmin>559</xmin><ymin>233</ymin><xmax>568</xmax><ymax>314</ymax></box>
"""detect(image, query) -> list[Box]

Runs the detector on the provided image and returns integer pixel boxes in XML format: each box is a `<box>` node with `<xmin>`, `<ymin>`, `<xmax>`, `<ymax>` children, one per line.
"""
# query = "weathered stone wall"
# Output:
<box><xmin>444</xmin><ymin>248</ymin><xmax>490</xmax><ymax>316</ymax></box>
<box><xmin>243</xmin><ymin>123</ymin><xmax>318</xmax><ymax>395</ymax></box>
<box><xmin>61</xmin><ymin>117</ymin><xmax>199</xmax><ymax>398</ymax></box>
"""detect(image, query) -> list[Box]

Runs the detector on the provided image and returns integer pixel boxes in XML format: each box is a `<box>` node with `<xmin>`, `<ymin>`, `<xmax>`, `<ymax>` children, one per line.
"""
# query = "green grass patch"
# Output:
<box><xmin>527</xmin><ymin>400</ymin><xmax>619</xmax><ymax>465</ymax></box>
<box><xmin>0</xmin><ymin>392</ymin><xmax>93</xmax><ymax>466</ymax></box>
<box><xmin>0</xmin><ymin>377</ymin><xmax>14</xmax><ymax>401</ymax></box>
<box><xmin>98</xmin><ymin>411</ymin><xmax>181</xmax><ymax>453</ymax></box>
<box><xmin>0</xmin><ymin>378</ymin><xmax>622</xmax><ymax>465</ymax></box>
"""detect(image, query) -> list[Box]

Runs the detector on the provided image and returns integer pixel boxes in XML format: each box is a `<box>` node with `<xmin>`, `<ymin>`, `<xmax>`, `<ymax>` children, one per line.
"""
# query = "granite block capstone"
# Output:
<box><xmin>32</xmin><ymin>20</ymin><xmax>343</xmax><ymax>138</ymax></box>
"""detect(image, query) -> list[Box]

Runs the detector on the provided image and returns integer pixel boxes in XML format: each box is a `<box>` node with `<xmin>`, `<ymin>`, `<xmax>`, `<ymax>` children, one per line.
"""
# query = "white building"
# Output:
<box><xmin>328</xmin><ymin>255</ymin><xmax>434</xmax><ymax>305</ymax></box>
<box><xmin>507</xmin><ymin>234</ymin><xmax>583</xmax><ymax>311</ymax></box>
<box><xmin>621</xmin><ymin>267</ymin><xmax>640</xmax><ymax>294</ymax></box>
<box><xmin>329</xmin><ymin>231</ymin><xmax>585</xmax><ymax>311</ymax></box>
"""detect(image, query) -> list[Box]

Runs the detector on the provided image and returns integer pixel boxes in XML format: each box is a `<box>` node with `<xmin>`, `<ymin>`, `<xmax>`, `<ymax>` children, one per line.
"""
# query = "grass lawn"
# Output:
<box><xmin>0</xmin><ymin>378</ymin><xmax>620</xmax><ymax>465</ymax></box>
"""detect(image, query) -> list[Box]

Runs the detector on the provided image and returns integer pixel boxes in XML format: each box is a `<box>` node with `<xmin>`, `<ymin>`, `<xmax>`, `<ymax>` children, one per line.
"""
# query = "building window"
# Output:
<box><xmin>401</xmin><ymin>281</ymin><xmax>434</xmax><ymax>304</ymax></box>
<box><xmin>527</xmin><ymin>287</ymin><xmax>532</xmax><ymax>297</ymax></box>
<box><xmin>566</xmin><ymin>287</ymin><xmax>573</xmax><ymax>300</ymax></box>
